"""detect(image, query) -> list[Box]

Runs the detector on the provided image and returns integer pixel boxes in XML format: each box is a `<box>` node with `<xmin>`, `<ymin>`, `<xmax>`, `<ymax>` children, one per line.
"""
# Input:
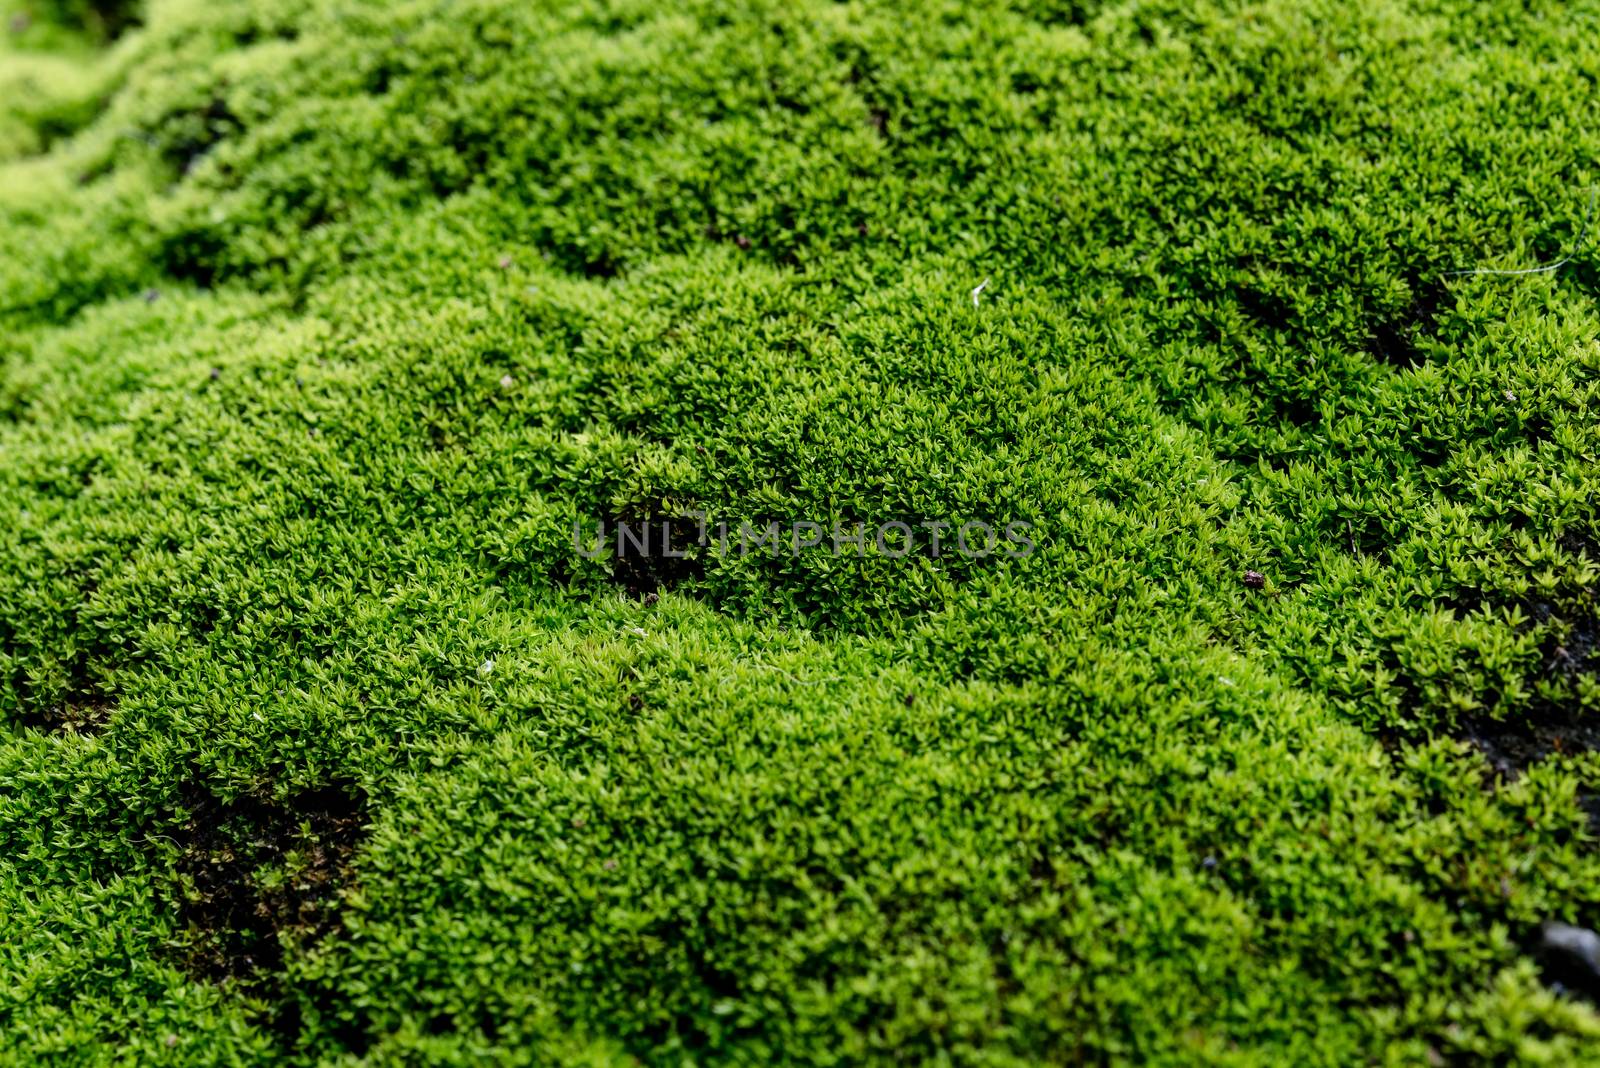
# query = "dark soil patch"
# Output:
<box><xmin>1453</xmin><ymin>597</ymin><xmax>1600</xmax><ymax>800</ymax></box>
<box><xmin>1232</xmin><ymin>283</ymin><xmax>1293</xmax><ymax>334</ymax></box>
<box><xmin>1395</xmin><ymin>565</ymin><xmax>1600</xmax><ymax>839</ymax></box>
<box><xmin>9</xmin><ymin>638</ymin><xmax>115</xmax><ymax>736</ymax></box>
<box><xmin>1459</xmin><ymin>709</ymin><xmax>1600</xmax><ymax>783</ymax></box>
<box><xmin>605</xmin><ymin>511</ymin><xmax>707</xmax><ymax>597</ymax></box>
<box><xmin>19</xmin><ymin>694</ymin><xmax>113</xmax><ymax>735</ymax></box>
<box><xmin>1364</xmin><ymin>273</ymin><xmax>1446</xmax><ymax>370</ymax></box>
<box><xmin>173</xmin><ymin>777</ymin><xmax>370</xmax><ymax>985</ymax></box>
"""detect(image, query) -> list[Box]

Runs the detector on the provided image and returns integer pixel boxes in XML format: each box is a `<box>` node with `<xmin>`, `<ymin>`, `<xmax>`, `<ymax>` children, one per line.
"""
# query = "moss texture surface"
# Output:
<box><xmin>4</xmin><ymin>0</ymin><xmax>1600</xmax><ymax>1062</ymax></box>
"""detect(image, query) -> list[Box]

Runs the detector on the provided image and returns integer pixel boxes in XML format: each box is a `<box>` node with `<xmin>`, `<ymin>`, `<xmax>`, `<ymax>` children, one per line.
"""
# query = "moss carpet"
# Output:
<box><xmin>4</xmin><ymin>0</ymin><xmax>1600</xmax><ymax>1062</ymax></box>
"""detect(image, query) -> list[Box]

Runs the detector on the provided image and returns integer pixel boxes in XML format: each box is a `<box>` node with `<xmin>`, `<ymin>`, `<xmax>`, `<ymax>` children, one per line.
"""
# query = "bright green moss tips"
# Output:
<box><xmin>5</xmin><ymin>0</ymin><xmax>1600</xmax><ymax>1062</ymax></box>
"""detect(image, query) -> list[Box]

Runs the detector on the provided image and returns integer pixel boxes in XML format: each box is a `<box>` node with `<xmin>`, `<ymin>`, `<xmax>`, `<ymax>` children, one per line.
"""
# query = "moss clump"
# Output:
<box><xmin>5</xmin><ymin>0</ymin><xmax>1600</xmax><ymax>1062</ymax></box>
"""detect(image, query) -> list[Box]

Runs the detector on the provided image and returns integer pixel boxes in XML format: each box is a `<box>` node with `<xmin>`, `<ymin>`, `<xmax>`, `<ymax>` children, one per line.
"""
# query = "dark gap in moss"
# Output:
<box><xmin>1012</xmin><ymin>0</ymin><xmax>1104</xmax><ymax>28</ymax></box>
<box><xmin>156</xmin><ymin>94</ymin><xmax>242</xmax><ymax>178</ymax></box>
<box><xmin>1439</xmin><ymin>562</ymin><xmax>1600</xmax><ymax>833</ymax></box>
<box><xmin>1278</xmin><ymin>394</ymin><xmax>1319</xmax><ymax>429</ymax></box>
<box><xmin>1566</xmin><ymin>258</ymin><xmax>1600</xmax><ymax>296</ymax></box>
<box><xmin>9</xmin><ymin>622</ymin><xmax>115</xmax><ymax>735</ymax></box>
<box><xmin>424</xmin><ymin>420</ymin><xmax>457</xmax><ymax>453</ymax></box>
<box><xmin>538</xmin><ymin>238</ymin><xmax>624</xmax><ymax>280</ymax></box>
<box><xmin>23</xmin><ymin>0</ymin><xmax>141</xmax><ymax>41</ymax></box>
<box><xmin>770</xmin><ymin>80</ymin><xmax>811</xmax><ymax>116</ymax></box>
<box><xmin>268</xmin><ymin>984</ymin><xmax>373</xmax><ymax>1056</ymax></box>
<box><xmin>1324</xmin><ymin>511</ymin><xmax>1393</xmax><ymax>563</ymax></box>
<box><xmin>839</xmin><ymin>50</ymin><xmax>892</xmax><ymax>144</ymax></box>
<box><xmin>1559</xmin><ymin>529</ymin><xmax>1600</xmax><ymax>560</ymax></box>
<box><xmin>174</xmin><ymin>777</ymin><xmax>370</xmax><ymax>981</ymax></box>
<box><xmin>167</xmin><ymin>775</ymin><xmax>373</xmax><ymax>1053</ymax></box>
<box><xmin>156</xmin><ymin>229</ymin><xmax>223</xmax><ymax>289</ymax></box>
<box><xmin>1520</xmin><ymin>413</ymin><xmax>1554</xmax><ymax>448</ymax></box>
<box><xmin>1365</xmin><ymin>274</ymin><xmax>1446</xmax><ymax>370</ymax></box>
<box><xmin>1226</xmin><ymin>293</ymin><xmax>1332</xmax><ymax>438</ymax></box>
<box><xmin>1459</xmin><ymin>709</ymin><xmax>1600</xmax><ymax>784</ymax></box>
<box><xmin>231</xmin><ymin>20</ymin><xmax>299</xmax><ymax>48</ymax></box>
<box><xmin>631</xmin><ymin>927</ymin><xmax>752</xmax><ymax>1053</ymax></box>
<box><xmin>1454</xmin><ymin>541</ymin><xmax>1600</xmax><ymax>681</ymax></box>
<box><xmin>32</xmin><ymin>111</ymin><xmax>92</xmax><ymax>152</ymax></box>
<box><xmin>1232</xmin><ymin>284</ymin><xmax>1293</xmax><ymax>333</ymax></box>
<box><xmin>606</xmin><ymin>508</ymin><xmax>707</xmax><ymax>598</ymax></box>
<box><xmin>582</xmin><ymin>249</ymin><xmax>622</xmax><ymax>280</ymax></box>
<box><xmin>364</xmin><ymin>62</ymin><xmax>395</xmax><ymax>96</ymax></box>
<box><xmin>1366</xmin><ymin>317</ymin><xmax>1425</xmax><ymax>369</ymax></box>
<box><xmin>75</xmin><ymin>153</ymin><xmax>116</xmax><ymax>186</ymax></box>
<box><xmin>868</xmin><ymin>105</ymin><xmax>889</xmax><ymax>139</ymax></box>
<box><xmin>1537</xmin><ymin>605</ymin><xmax>1599</xmax><ymax>679</ymax></box>
<box><xmin>18</xmin><ymin>692</ymin><xmax>113</xmax><ymax>735</ymax></box>
<box><xmin>1011</xmin><ymin>71</ymin><xmax>1042</xmax><ymax>96</ymax></box>
<box><xmin>1409</xmin><ymin>435</ymin><xmax>1452</xmax><ymax>469</ymax></box>
<box><xmin>1448</xmin><ymin>587</ymin><xmax>1486</xmax><ymax>622</ymax></box>
<box><xmin>280</xmin><ymin>182</ymin><xmax>337</xmax><ymax>234</ymax></box>
<box><xmin>0</xmin><ymin>379</ymin><xmax>28</xmax><ymax>423</ymax></box>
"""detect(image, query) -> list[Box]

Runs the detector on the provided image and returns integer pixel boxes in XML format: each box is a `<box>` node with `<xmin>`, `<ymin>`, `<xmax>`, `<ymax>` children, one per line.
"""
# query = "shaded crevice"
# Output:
<box><xmin>1450</xmin><ymin>586</ymin><xmax>1600</xmax><ymax>831</ymax></box>
<box><xmin>1364</xmin><ymin>273</ymin><xmax>1446</xmax><ymax>370</ymax></box>
<box><xmin>20</xmin><ymin>0</ymin><xmax>141</xmax><ymax>42</ymax></box>
<box><xmin>1232</xmin><ymin>283</ymin><xmax>1293</xmax><ymax>334</ymax></box>
<box><xmin>174</xmin><ymin>776</ymin><xmax>370</xmax><ymax>982</ymax></box>
<box><xmin>167</xmin><ymin>775</ymin><xmax>373</xmax><ymax>1053</ymax></box>
<box><xmin>1459</xmin><ymin>709</ymin><xmax>1600</xmax><ymax>786</ymax></box>
<box><xmin>6</xmin><ymin>619</ymin><xmax>117</xmax><ymax>736</ymax></box>
<box><xmin>155</xmin><ymin>94</ymin><xmax>242</xmax><ymax>178</ymax></box>
<box><xmin>1011</xmin><ymin>0</ymin><xmax>1105</xmax><ymax>28</ymax></box>
<box><xmin>604</xmin><ymin>509</ymin><xmax>708</xmax><ymax>598</ymax></box>
<box><xmin>19</xmin><ymin>692</ymin><xmax>113</xmax><ymax>735</ymax></box>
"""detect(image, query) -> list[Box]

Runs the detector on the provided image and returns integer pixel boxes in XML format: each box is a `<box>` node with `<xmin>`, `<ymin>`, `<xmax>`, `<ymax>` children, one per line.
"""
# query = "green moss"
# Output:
<box><xmin>4</xmin><ymin>0</ymin><xmax>1600</xmax><ymax>1062</ymax></box>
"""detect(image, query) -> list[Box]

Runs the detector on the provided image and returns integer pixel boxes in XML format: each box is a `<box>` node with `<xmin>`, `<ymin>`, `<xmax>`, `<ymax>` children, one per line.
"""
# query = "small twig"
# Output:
<box><xmin>971</xmin><ymin>277</ymin><xmax>989</xmax><ymax>307</ymax></box>
<box><xmin>1445</xmin><ymin>186</ymin><xmax>1596</xmax><ymax>279</ymax></box>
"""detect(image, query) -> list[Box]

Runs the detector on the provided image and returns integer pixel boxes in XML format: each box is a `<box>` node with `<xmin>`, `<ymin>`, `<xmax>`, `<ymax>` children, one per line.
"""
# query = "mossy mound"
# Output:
<box><xmin>4</xmin><ymin>0</ymin><xmax>1600</xmax><ymax>1062</ymax></box>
